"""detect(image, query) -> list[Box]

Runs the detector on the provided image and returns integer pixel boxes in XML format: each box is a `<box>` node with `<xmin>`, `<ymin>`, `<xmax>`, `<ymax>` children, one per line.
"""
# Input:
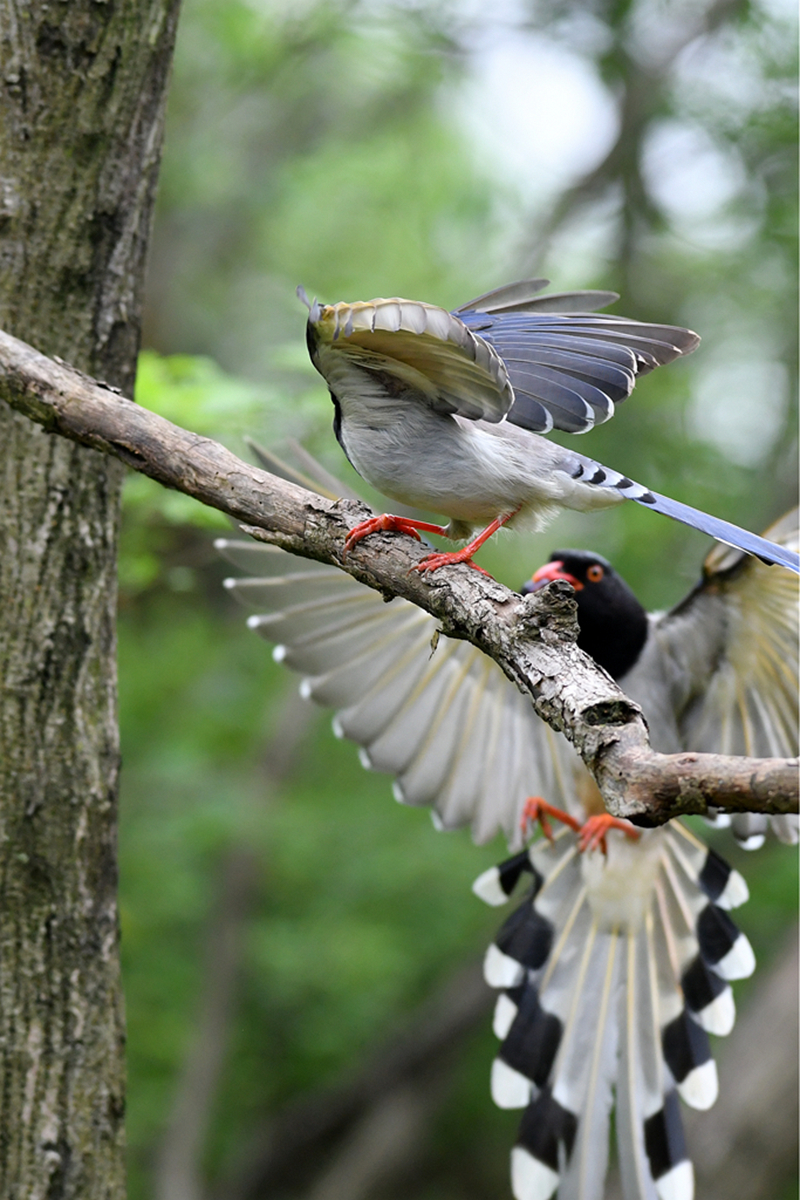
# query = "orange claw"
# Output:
<box><xmin>578</xmin><ymin>814</ymin><xmax>641</xmax><ymax>856</ymax></box>
<box><xmin>343</xmin><ymin>514</ymin><xmax>447</xmax><ymax>556</ymax></box>
<box><xmin>408</xmin><ymin>509</ymin><xmax>519</xmax><ymax>577</ymax></box>
<box><xmin>410</xmin><ymin>548</ymin><xmax>492</xmax><ymax>577</ymax></box>
<box><xmin>520</xmin><ymin>796</ymin><xmax>581</xmax><ymax>843</ymax></box>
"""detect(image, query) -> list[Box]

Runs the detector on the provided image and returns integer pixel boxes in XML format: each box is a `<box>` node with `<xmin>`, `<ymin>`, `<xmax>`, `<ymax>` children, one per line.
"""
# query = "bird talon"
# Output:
<box><xmin>520</xmin><ymin>797</ymin><xmax>581</xmax><ymax>843</ymax></box>
<box><xmin>411</xmin><ymin>551</ymin><xmax>492</xmax><ymax>576</ymax></box>
<box><xmin>343</xmin><ymin>514</ymin><xmax>423</xmax><ymax>556</ymax></box>
<box><xmin>578</xmin><ymin>814</ymin><xmax>641</xmax><ymax>856</ymax></box>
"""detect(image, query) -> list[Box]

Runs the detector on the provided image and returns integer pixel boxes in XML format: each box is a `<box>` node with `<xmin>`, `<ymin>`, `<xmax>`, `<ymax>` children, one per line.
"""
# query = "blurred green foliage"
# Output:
<box><xmin>121</xmin><ymin>0</ymin><xmax>798</xmax><ymax>1196</ymax></box>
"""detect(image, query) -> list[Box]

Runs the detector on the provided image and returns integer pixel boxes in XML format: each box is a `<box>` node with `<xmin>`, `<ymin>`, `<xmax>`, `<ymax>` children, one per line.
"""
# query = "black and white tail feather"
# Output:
<box><xmin>473</xmin><ymin>822</ymin><xmax>752</xmax><ymax>1200</ymax></box>
<box><xmin>217</xmin><ymin>444</ymin><xmax>796</xmax><ymax>1200</ymax></box>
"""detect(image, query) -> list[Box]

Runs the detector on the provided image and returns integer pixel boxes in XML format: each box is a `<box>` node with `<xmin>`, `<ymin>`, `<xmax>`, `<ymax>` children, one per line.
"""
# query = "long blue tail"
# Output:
<box><xmin>635</xmin><ymin>490</ymin><xmax>800</xmax><ymax>573</ymax></box>
<box><xmin>569</xmin><ymin>452</ymin><xmax>800</xmax><ymax>574</ymax></box>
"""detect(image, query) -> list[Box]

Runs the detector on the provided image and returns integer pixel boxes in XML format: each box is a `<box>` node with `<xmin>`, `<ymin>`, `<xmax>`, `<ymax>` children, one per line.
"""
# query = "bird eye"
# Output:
<box><xmin>587</xmin><ymin>564</ymin><xmax>604</xmax><ymax>583</ymax></box>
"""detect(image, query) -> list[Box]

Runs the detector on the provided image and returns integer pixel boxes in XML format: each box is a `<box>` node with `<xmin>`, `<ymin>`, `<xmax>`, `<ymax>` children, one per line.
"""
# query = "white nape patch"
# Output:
<box><xmin>392</xmin><ymin>780</ymin><xmax>407</xmax><ymax>804</ymax></box>
<box><xmin>696</xmin><ymin>987</ymin><xmax>735</xmax><ymax>1037</ymax></box>
<box><xmin>331</xmin><ymin>716</ymin><xmax>345</xmax><ymax>739</ymax></box>
<box><xmin>677</xmin><ymin>1059</ymin><xmax>718</xmax><ymax>1111</ymax></box>
<box><xmin>272</xmin><ymin>645</ymin><xmax>287</xmax><ymax>663</ymax></box>
<box><xmin>299</xmin><ymin>678</ymin><xmax>313</xmax><ymax>700</ymax></box>
<box><xmin>511</xmin><ymin>1146</ymin><xmax>560</xmax><ymax>1200</ymax></box>
<box><xmin>357</xmin><ymin>747</ymin><xmax>374</xmax><ymax>771</ymax></box>
<box><xmin>491</xmin><ymin>1059</ymin><xmax>532</xmax><ymax>1109</ymax></box>
<box><xmin>484</xmin><ymin>943</ymin><xmax>525</xmax><ymax>989</ymax></box>
<box><xmin>716</xmin><ymin>868</ymin><xmax>748</xmax><ymax>911</ymax></box>
<box><xmin>739</xmin><ymin>834</ymin><xmax>765</xmax><ymax>851</ymax></box>
<box><xmin>223</xmin><ymin>576</ymin><xmax>236</xmax><ymax>590</ymax></box>
<box><xmin>493</xmin><ymin>993</ymin><xmax>519</xmax><ymax>1039</ymax></box>
<box><xmin>472</xmin><ymin>866</ymin><xmax>510</xmax><ymax>907</ymax></box>
<box><xmin>655</xmin><ymin>1159</ymin><xmax>694</xmax><ymax>1200</ymax></box>
<box><xmin>713</xmin><ymin>933</ymin><xmax>756</xmax><ymax>981</ymax></box>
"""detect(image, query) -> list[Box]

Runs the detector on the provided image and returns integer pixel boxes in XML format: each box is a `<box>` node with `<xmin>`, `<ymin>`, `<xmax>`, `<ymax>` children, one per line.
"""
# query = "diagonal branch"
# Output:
<box><xmin>0</xmin><ymin>326</ymin><xmax>796</xmax><ymax>824</ymax></box>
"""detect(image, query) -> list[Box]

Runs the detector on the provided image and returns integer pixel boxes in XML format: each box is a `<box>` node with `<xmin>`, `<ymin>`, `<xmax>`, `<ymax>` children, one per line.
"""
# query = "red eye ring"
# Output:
<box><xmin>587</xmin><ymin>564</ymin><xmax>604</xmax><ymax>583</ymax></box>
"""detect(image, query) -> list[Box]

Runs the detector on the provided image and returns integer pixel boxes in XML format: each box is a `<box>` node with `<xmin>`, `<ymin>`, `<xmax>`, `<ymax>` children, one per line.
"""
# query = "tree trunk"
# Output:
<box><xmin>0</xmin><ymin>4</ymin><xmax>180</xmax><ymax>1197</ymax></box>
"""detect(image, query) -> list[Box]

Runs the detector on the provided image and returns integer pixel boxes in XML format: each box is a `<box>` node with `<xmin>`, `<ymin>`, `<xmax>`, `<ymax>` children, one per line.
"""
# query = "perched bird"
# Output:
<box><xmin>217</xmin><ymin>446</ymin><xmax>798</xmax><ymax>1200</ymax></box>
<box><xmin>298</xmin><ymin>279</ymin><xmax>800</xmax><ymax>575</ymax></box>
<box><xmin>523</xmin><ymin>537</ymin><xmax>799</xmax><ymax>850</ymax></box>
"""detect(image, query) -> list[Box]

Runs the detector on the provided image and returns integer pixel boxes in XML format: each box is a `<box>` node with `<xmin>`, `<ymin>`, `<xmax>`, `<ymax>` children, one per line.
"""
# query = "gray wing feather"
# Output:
<box><xmin>457</xmin><ymin>302</ymin><xmax>699</xmax><ymax>433</ymax></box>
<box><xmin>219</xmin><ymin>538</ymin><xmax>579</xmax><ymax>846</ymax></box>
<box><xmin>455</xmin><ymin>279</ymin><xmax>620</xmax><ymax>315</ymax></box>
<box><xmin>630</xmin><ymin>509</ymin><xmax>799</xmax><ymax>844</ymax></box>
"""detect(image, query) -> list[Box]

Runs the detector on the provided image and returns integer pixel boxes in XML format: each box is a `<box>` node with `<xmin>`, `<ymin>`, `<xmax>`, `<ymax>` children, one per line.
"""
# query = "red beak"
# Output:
<box><xmin>524</xmin><ymin>560</ymin><xmax>584</xmax><ymax>593</ymax></box>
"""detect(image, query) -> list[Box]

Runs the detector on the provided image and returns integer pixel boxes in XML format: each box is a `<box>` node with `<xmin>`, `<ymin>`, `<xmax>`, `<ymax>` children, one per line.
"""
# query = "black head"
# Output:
<box><xmin>520</xmin><ymin>550</ymin><xmax>649</xmax><ymax>680</ymax></box>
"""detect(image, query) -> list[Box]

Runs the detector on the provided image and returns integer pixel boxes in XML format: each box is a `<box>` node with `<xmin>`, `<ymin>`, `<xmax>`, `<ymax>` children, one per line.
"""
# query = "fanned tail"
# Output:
<box><xmin>475</xmin><ymin>820</ymin><xmax>753</xmax><ymax>1200</ymax></box>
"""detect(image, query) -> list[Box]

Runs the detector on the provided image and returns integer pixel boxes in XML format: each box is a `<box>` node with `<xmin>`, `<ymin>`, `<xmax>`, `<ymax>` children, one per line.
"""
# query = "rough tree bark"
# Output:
<box><xmin>0</xmin><ymin>331</ymin><xmax>796</xmax><ymax>824</ymax></box>
<box><xmin>0</xmin><ymin>5</ymin><xmax>180</xmax><ymax>1198</ymax></box>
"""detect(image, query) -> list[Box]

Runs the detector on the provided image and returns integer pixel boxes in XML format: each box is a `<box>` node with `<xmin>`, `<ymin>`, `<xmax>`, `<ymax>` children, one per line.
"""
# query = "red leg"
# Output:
<box><xmin>410</xmin><ymin>509</ymin><xmax>520</xmax><ymax>576</ymax></box>
<box><xmin>578</xmin><ymin>814</ymin><xmax>641</xmax><ymax>857</ymax></box>
<box><xmin>520</xmin><ymin>796</ymin><xmax>581</xmax><ymax>843</ymax></box>
<box><xmin>343</xmin><ymin>513</ymin><xmax>448</xmax><ymax>556</ymax></box>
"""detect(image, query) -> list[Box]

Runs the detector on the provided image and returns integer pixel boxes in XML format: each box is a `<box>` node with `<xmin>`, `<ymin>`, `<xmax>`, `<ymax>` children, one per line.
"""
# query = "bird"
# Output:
<box><xmin>520</xmin><ymin>542</ymin><xmax>799</xmax><ymax>850</ymax></box>
<box><xmin>297</xmin><ymin>279</ymin><xmax>800</xmax><ymax>576</ymax></box>
<box><xmin>217</xmin><ymin>443</ymin><xmax>798</xmax><ymax>1200</ymax></box>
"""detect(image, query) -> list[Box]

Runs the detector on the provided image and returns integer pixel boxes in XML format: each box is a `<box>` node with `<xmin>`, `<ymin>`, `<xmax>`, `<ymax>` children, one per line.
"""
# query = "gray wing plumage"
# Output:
<box><xmin>307</xmin><ymin>280</ymin><xmax>699</xmax><ymax>436</ymax></box>
<box><xmin>626</xmin><ymin>507</ymin><xmax>799</xmax><ymax>847</ymax></box>
<box><xmin>218</xmin><ymin>537</ymin><xmax>580</xmax><ymax>849</ymax></box>
<box><xmin>455</xmin><ymin>280</ymin><xmax>699</xmax><ymax>435</ymax></box>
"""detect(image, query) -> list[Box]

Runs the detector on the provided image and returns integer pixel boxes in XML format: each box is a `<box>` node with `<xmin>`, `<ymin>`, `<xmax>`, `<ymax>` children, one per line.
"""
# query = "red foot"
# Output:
<box><xmin>343</xmin><ymin>514</ymin><xmax>446</xmax><ymax>556</ymax></box>
<box><xmin>410</xmin><ymin>548</ymin><xmax>493</xmax><ymax>577</ymax></box>
<box><xmin>409</xmin><ymin>508</ymin><xmax>521</xmax><ymax>577</ymax></box>
<box><xmin>578</xmin><ymin>814</ymin><xmax>641</xmax><ymax>857</ymax></box>
<box><xmin>520</xmin><ymin>796</ymin><xmax>581</xmax><ymax>843</ymax></box>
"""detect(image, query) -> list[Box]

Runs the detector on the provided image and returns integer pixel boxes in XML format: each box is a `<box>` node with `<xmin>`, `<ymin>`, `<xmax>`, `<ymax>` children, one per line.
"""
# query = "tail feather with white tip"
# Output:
<box><xmin>476</xmin><ymin>820</ymin><xmax>752</xmax><ymax>1200</ymax></box>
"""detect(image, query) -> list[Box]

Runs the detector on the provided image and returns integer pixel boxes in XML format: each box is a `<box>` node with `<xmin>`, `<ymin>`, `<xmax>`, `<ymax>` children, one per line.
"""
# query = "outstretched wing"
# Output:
<box><xmin>218</xmin><ymin>442</ymin><xmax>584</xmax><ymax>848</ymax></box>
<box><xmin>218</xmin><ymin>537</ymin><xmax>580</xmax><ymax>849</ymax></box>
<box><xmin>640</xmin><ymin>508</ymin><xmax>799</xmax><ymax>847</ymax></box>
<box><xmin>303</xmin><ymin>280</ymin><xmax>699</xmax><ymax>435</ymax></box>
<box><xmin>456</xmin><ymin>281</ymin><xmax>699</xmax><ymax>436</ymax></box>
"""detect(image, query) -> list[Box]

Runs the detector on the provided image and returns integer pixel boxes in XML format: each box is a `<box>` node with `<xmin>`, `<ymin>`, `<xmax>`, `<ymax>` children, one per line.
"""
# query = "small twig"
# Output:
<box><xmin>0</xmin><ymin>326</ymin><xmax>796</xmax><ymax>823</ymax></box>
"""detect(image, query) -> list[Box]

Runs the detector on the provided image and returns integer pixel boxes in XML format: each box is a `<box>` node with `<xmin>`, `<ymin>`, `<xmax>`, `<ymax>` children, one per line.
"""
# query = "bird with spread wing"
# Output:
<box><xmin>298</xmin><ymin>279</ymin><xmax>799</xmax><ymax>575</ymax></box>
<box><xmin>217</xmin><ymin>443</ymin><xmax>797</xmax><ymax>1200</ymax></box>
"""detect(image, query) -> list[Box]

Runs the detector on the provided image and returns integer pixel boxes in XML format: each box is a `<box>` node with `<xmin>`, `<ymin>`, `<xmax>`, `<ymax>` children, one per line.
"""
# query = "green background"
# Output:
<box><xmin>120</xmin><ymin>2</ymin><xmax>798</xmax><ymax>1196</ymax></box>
